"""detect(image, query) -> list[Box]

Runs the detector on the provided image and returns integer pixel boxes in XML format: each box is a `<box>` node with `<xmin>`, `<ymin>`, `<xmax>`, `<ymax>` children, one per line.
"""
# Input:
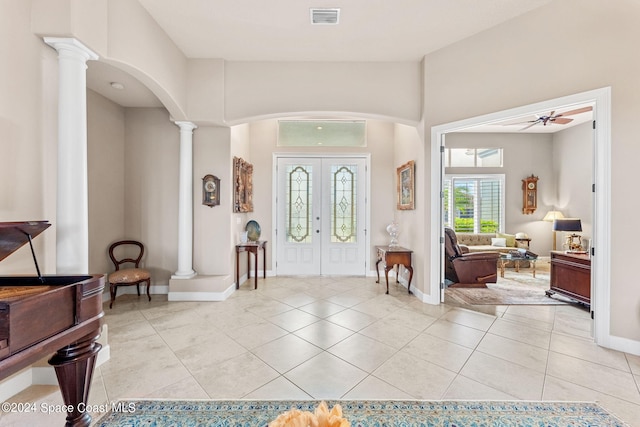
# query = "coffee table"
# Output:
<box><xmin>498</xmin><ymin>254</ymin><xmax>537</xmax><ymax>278</ymax></box>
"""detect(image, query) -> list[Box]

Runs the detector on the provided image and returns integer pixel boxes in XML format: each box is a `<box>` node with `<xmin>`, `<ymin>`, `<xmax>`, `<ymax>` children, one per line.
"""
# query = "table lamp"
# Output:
<box><xmin>552</xmin><ymin>218</ymin><xmax>583</xmax><ymax>252</ymax></box>
<box><xmin>543</xmin><ymin>210</ymin><xmax>565</xmax><ymax>250</ymax></box>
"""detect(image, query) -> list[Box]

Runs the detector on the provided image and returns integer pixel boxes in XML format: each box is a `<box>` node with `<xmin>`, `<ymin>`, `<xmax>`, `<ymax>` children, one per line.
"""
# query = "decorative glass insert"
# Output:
<box><xmin>278</xmin><ymin>120</ymin><xmax>366</xmax><ymax>147</ymax></box>
<box><xmin>331</xmin><ymin>165</ymin><xmax>357</xmax><ymax>243</ymax></box>
<box><xmin>287</xmin><ymin>165</ymin><xmax>312</xmax><ymax>243</ymax></box>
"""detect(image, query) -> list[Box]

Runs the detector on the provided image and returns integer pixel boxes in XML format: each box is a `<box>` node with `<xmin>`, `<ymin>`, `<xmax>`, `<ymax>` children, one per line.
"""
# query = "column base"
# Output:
<box><xmin>171</xmin><ymin>271</ymin><xmax>197</xmax><ymax>280</ymax></box>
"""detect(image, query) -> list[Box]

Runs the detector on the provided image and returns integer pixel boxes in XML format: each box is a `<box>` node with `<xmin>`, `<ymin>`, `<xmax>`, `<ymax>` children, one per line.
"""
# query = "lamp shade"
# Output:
<box><xmin>552</xmin><ymin>218</ymin><xmax>582</xmax><ymax>232</ymax></box>
<box><xmin>543</xmin><ymin>210</ymin><xmax>565</xmax><ymax>222</ymax></box>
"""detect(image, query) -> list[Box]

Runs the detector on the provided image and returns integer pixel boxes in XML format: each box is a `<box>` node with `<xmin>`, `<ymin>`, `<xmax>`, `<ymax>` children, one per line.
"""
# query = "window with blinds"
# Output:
<box><xmin>443</xmin><ymin>175</ymin><xmax>505</xmax><ymax>233</ymax></box>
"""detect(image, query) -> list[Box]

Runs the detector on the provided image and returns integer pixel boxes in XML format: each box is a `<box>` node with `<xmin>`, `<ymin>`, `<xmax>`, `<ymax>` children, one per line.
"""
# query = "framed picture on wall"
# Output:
<box><xmin>233</xmin><ymin>157</ymin><xmax>254</xmax><ymax>213</ymax></box>
<box><xmin>397</xmin><ymin>160</ymin><xmax>415</xmax><ymax>210</ymax></box>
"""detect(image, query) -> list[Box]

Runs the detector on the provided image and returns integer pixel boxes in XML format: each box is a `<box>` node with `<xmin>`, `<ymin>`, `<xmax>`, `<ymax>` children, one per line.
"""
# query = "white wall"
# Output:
<box><xmin>0</xmin><ymin>1</ymin><xmax>58</xmax><ymax>274</ymax></box>
<box><xmin>553</xmin><ymin>122</ymin><xmax>594</xmax><ymax>247</ymax></box>
<box><xmin>123</xmin><ymin>108</ymin><xmax>179</xmax><ymax>284</ymax></box>
<box><xmin>87</xmin><ymin>90</ymin><xmax>126</xmax><ymax>275</ymax></box>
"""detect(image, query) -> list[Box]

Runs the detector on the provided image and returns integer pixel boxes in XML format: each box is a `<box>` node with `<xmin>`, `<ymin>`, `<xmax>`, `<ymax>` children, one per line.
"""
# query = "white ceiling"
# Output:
<box><xmin>455</xmin><ymin>105</ymin><xmax>594</xmax><ymax>134</ymax></box>
<box><xmin>135</xmin><ymin>0</ymin><xmax>552</xmax><ymax>62</ymax></box>
<box><xmin>88</xmin><ymin>0</ymin><xmax>580</xmax><ymax>132</ymax></box>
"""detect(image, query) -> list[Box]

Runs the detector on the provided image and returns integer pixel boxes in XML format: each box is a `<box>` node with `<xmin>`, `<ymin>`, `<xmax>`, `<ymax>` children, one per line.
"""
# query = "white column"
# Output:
<box><xmin>44</xmin><ymin>38</ymin><xmax>98</xmax><ymax>274</ymax></box>
<box><xmin>172</xmin><ymin>121</ymin><xmax>198</xmax><ymax>279</ymax></box>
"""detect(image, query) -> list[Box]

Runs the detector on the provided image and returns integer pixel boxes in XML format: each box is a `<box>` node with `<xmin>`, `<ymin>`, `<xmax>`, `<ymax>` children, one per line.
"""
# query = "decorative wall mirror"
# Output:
<box><xmin>202</xmin><ymin>174</ymin><xmax>220</xmax><ymax>207</ymax></box>
<box><xmin>233</xmin><ymin>157</ymin><xmax>254</xmax><ymax>213</ymax></box>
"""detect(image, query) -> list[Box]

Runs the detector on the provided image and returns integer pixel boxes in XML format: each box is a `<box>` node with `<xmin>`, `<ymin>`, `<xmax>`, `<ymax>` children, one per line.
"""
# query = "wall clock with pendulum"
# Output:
<box><xmin>522</xmin><ymin>175</ymin><xmax>538</xmax><ymax>214</ymax></box>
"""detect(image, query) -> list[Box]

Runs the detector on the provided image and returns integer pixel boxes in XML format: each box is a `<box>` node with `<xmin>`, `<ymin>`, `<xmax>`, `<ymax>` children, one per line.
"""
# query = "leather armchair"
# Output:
<box><xmin>444</xmin><ymin>227</ymin><xmax>499</xmax><ymax>285</ymax></box>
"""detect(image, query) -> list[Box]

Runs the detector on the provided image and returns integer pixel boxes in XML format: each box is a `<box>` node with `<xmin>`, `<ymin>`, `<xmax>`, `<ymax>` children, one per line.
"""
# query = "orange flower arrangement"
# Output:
<box><xmin>269</xmin><ymin>401</ymin><xmax>350</xmax><ymax>427</ymax></box>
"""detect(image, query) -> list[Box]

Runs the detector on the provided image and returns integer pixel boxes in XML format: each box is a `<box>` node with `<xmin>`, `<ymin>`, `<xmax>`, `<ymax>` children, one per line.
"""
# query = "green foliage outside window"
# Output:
<box><xmin>454</xmin><ymin>218</ymin><xmax>499</xmax><ymax>233</ymax></box>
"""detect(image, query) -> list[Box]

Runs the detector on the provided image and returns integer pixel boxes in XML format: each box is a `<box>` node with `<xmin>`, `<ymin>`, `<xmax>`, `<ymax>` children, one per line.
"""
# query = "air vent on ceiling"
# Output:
<box><xmin>310</xmin><ymin>8</ymin><xmax>340</xmax><ymax>25</ymax></box>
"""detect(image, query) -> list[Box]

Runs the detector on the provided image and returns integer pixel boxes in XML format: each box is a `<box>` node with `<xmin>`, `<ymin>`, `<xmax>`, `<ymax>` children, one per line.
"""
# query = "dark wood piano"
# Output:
<box><xmin>0</xmin><ymin>221</ymin><xmax>104</xmax><ymax>427</ymax></box>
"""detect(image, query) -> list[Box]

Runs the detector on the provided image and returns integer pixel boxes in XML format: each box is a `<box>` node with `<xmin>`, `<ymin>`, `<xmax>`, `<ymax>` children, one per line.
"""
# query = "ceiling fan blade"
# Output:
<box><xmin>556</xmin><ymin>106</ymin><xmax>593</xmax><ymax>117</ymax></box>
<box><xmin>501</xmin><ymin>120</ymin><xmax>535</xmax><ymax>126</ymax></box>
<box><xmin>520</xmin><ymin>121</ymin><xmax>539</xmax><ymax>131</ymax></box>
<box><xmin>551</xmin><ymin>117</ymin><xmax>573</xmax><ymax>125</ymax></box>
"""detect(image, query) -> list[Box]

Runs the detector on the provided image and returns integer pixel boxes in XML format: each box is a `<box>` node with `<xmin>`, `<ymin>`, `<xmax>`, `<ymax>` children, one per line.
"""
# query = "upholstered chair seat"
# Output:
<box><xmin>108</xmin><ymin>240</ymin><xmax>151</xmax><ymax>308</ymax></box>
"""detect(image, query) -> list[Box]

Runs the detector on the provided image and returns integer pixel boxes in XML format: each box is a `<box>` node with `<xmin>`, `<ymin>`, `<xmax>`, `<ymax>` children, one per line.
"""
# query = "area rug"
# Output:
<box><xmin>445</xmin><ymin>266</ymin><xmax>574</xmax><ymax>306</ymax></box>
<box><xmin>95</xmin><ymin>399</ymin><xmax>628</xmax><ymax>426</ymax></box>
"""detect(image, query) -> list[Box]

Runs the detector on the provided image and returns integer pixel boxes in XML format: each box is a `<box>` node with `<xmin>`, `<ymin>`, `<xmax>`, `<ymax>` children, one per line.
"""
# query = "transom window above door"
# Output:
<box><xmin>278</xmin><ymin>120</ymin><xmax>366</xmax><ymax>147</ymax></box>
<box><xmin>444</xmin><ymin>148</ymin><xmax>503</xmax><ymax>167</ymax></box>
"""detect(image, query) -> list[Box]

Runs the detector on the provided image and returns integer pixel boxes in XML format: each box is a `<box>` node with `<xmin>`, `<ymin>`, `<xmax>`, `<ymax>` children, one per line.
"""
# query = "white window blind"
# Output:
<box><xmin>443</xmin><ymin>175</ymin><xmax>505</xmax><ymax>233</ymax></box>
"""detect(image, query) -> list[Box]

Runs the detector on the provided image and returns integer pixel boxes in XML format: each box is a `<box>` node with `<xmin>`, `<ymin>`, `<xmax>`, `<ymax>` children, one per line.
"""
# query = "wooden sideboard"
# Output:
<box><xmin>547</xmin><ymin>251</ymin><xmax>591</xmax><ymax>305</ymax></box>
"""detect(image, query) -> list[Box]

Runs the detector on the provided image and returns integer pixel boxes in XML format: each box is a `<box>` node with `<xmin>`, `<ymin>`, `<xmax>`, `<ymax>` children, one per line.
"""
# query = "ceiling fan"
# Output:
<box><xmin>506</xmin><ymin>106</ymin><xmax>593</xmax><ymax>130</ymax></box>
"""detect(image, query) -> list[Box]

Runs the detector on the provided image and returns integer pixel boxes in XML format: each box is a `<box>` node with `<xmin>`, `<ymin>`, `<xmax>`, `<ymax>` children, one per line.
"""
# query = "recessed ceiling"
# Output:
<box><xmin>87</xmin><ymin>0</ymin><xmax>553</xmax><ymax>109</ymax></box>
<box><xmin>136</xmin><ymin>0</ymin><xmax>552</xmax><ymax>62</ymax></box>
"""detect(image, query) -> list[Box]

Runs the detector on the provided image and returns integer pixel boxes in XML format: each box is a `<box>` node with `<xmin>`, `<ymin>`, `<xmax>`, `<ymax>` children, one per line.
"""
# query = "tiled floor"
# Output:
<box><xmin>2</xmin><ymin>275</ymin><xmax>640</xmax><ymax>426</ymax></box>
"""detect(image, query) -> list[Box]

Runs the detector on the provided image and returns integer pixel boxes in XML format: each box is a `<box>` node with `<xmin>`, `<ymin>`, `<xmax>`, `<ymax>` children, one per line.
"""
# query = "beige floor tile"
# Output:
<box><xmin>351</xmin><ymin>296</ymin><xmax>407</xmax><ymax>319</ymax></box>
<box><xmin>547</xmin><ymin>352</ymin><xmax>640</xmax><ymax>404</ymax></box>
<box><xmin>193</xmin><ymin>352</ymin><xmax>280</xmax><ymax>398</ymax></box>
<box><xmin>244</xmin><ymin>376</ymin><xmax>313</xmax><ymax>400</ymax></box>
<box><xmin>441</xmin><ymin>307</ymin><xmax>496</xmax><ymax>331</ymax></box>
<box><xmin>372</xmin><ymin>351</ymin><xmax>456</xmax><ymax>399</ymax></box>
<box><xmin>99</xmin><ymin>333</ymin><xmax>179</xmax><ymax>377</ymax></box>
<box><xmin>225</xmin><ymin>321</ymin><xmax>288</xmax><ymax>350</ymax></box>
<box><xmin>243</xmin><ymin>299</ymin><xmax>294</xmax><ymax>318</ymax></box>
<box><xmin>476</xmin><ymin>333</ymin><xmax>549</xmax><ymax>373</ymax></box>
<box><xmin>271</xmin><ymin>292</ymin><xmax>317</xmax><ymax>308</ymax></box>
<box><xmin>156</xmin><ymin>322</ymin><xmax>228</xmax><ymax>352</ymax></box>
<box><xmin>325</xmin><ymin>308</ymin><xmax>379</xmax><ymax>331</ymax></box>
<box><xmin>402</xmin><ymin>333</ymin><xmax>472</xmax><ymax>373</ymax></box>
<box><xmin>459</xmin><ymin>351</ymin><xmax>545</xmax><ymax>400</ymax></box>
<box><xmin>298</xmin><ymin>300</ymin><xmax>347</xmax><ymax>318</ymax></box>
<box><xmin>102</xmin><ymin>357</ymin><xmax>192</xmax><ymax>400</ymax></box>
<box><xmin>488</xmin><ymin>317</ymin><xmax>551</xmax><ymax>349</ymax></box>
<box><xmin>500</xmin><ymin>312</ymin><xmax>554</xmax><ymax>332</ymax></box>
<box><xmin>293</xmin><ymin>320</ymin><xmax>354</xmax><ymax>349</ymax></box>
<box><xmin>425</xmin><ymin>319</ymin><xmax>486</xmax><ymax>349</ymax></box>
<box><xmin>358</xmin><ymin>318</ymin><xmax>421</xmax><ymax>349</ymax></box>
<box><xmin>327</xmin><ymin>333</ymin><xmax>397</xmax><ymax>373</ymax></box>
<box><xmin>284</xmin><ymin>352</ymin><xmax>368</xmax><ymax>399</ymax></box>
<box><xmin>443</xmin><ymin>375</ymin><xmax>518</xmax><ymax>400</ymax></box>
<box><xmin>550</xmin><ymin>332</ymin><xmax>628</xmax><ymax>371</ymax></box>
<box><xmin>253</xmin><ymin>334</ymin><xmax>323</xmax><ymax>373</ymax></box>
<box><xmin>502</xmin><ymin>305</ymin><xmax>557</xmax><ymax>325</ymax></box>
<box><xmin>382</xmin><ymin>307</ymin><xmax>438</xmax><ymax>332</ymax></box>
<box><xmin>144</xmin><ymin>376</ymin><xmax>209</xmax><ymax>399</ymax></box>
<box><xmin>267</xmin><ymin>309</ymin><xmax>321</xmax><ymax>332</ymax></box>
<box><xmin>342</xmin><ymin>375</ymin><xmax>413</xmax><ymax>400</ymax></box>
<box><xmin>324</xmin><ymin>292</ymin><xmax>371</xmax><ymax>308</ymax></box>
<box><xmin>174</xmin><ymin>334</ymin><xmax>247</xmax><ymax>373</ymax></box>
<box><xmin>627</xmin><ymin>353</ymin><xmax>640</xmax><ymax>375</ymax></box>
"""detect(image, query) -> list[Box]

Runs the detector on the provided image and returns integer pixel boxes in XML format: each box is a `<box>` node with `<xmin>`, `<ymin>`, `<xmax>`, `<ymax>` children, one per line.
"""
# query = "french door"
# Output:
<box><xmin>276</xmin><ymin>156</ymin><xmax>367</xmax><ymax>276</ymax></box>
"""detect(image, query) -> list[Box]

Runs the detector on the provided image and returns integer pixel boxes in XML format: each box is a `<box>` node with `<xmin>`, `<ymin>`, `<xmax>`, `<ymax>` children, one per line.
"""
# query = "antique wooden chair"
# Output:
<box><xmin>108</xmin><ymin>240</ymin><xmax>151</xmax><ymax>308</ymax></box>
